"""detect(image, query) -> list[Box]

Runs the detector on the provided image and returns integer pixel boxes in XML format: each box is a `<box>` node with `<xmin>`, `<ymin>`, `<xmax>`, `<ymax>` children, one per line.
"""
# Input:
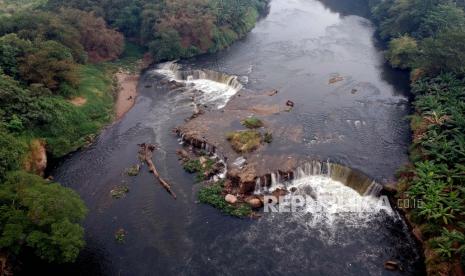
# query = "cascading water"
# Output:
<box><xmin>258</xmin><ymin>160</ymin><xmax>383</xmax><ymax>197</ymax></box>
<box><xmin>153</xmin><ymin>61</ymin><xmax>243</xmax><ymax>109</ymax></box>
<box><xmin>254</xmin><ymin>160</ymin><xmax>389</xmax><ymax>227</ymax></box>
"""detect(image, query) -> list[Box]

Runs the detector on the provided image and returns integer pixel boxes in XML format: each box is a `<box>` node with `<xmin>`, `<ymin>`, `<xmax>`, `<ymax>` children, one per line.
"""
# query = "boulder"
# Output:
<box><xmin>246</xmin><ymin>197</ymin><xmax>263</xmax><ymax>209</ymax></box>
<box><xmin>199</xmin><ymin>156</ymin><xmax>208</xmax><ymax>166</ymax></box>
<box><xmin>225</xmin><ymin>194</ymin><xmax>238</xmax><ymax>204</ymax></box>
<box><xmin>286</xmin><ymin>100</ymin><xmax>295</xmax><ymax>107</ymax></box>
<box><xmin>176</xmin><ymin>149</ymin><xmax>189</xmax><ymax>160</ymax></box>
<box><xmin>384</xmin><ymin>260</ymin><xmax>400</xmax><ymax>271</ymax></box>
<box><xmin>272</xmin><ymin>188</ymin><xmax>289</xmax><ymax>201</ymax></box>
<box><xmin>228</xmin><ymin>166</ymin><xmax>257</xmax><ymax>194</ymax></box>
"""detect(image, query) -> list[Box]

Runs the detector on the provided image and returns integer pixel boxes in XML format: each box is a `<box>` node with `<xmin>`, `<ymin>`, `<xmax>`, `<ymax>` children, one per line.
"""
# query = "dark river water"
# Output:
<box><xmin>31</xmin><ymin>0</ymin><xmax>425</xmax><ymax>275</ymax></box>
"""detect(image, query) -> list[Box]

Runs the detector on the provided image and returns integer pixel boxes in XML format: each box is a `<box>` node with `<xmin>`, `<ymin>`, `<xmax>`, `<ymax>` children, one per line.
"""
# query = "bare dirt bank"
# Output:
<box><xmin>115</xmin><ymin>71</ymin><xmax>139</xmax><ymax>120</ymax></box>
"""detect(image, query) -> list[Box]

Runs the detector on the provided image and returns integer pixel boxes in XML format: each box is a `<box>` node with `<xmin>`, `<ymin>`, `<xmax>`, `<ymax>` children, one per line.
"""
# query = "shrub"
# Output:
<box><xmin>226</xmin><ymin>130</ymin><xmax>262</xmax><ymax>153</ymax></box>
<box><xmin>241</xmin><ymin>117</ymin><xmax>263</xmax><ymax>129</ymax></box>
<box><xmin>198</xmin><ymin>181</ymin><xmax>252</xmax><ymax>217</ymax></box>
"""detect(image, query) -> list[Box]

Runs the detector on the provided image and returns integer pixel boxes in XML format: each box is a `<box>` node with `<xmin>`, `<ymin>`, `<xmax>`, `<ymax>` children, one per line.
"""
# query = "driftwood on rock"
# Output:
<box><xmin>138</xmin><ymin>143</ymin><xmax>176</xmax><ymax>199</ymax></box>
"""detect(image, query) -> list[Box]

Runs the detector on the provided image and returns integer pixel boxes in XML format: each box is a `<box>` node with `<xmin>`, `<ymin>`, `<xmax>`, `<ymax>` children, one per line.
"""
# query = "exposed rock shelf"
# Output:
<box><xmin>176</xmin><ymin>88</ymin><xmax>383</xmax><ymax>197</ymax></box>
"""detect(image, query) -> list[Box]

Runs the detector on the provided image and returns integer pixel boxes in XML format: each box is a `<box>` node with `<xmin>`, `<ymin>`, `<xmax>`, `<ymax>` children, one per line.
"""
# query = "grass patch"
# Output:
<box><xmin>31</xmin><ymin>64</ymin><xmax>115</xmax><ymax>157</ymax></box>
<box><xmin>241</xmin><ymin>117</ymin><xmax>264</xmax><ymax>129</ymax></box>
<box><xmin>226</xmin><ymin>130</ymin><xmax>262</xmax><ymax>153</ymax></box>
<box><xmin>198</xmin><ymin>181</ymin><xmax>252</xmax><ymax>217</ymax></box>
<box><xmin>183</xmin><ymin>157</ymin><xmax>216</xmax><ymax>182</ymax></box>
<box><xmin>110</xmin><ymin>185</ymin><xmax>129</xmax><ymax>199</ymax></box>
<box><xmin>114</xmin><ymin>228</ymin><xmax>127</xmax><ymax>243</ymax></box>
<box><xmin>126</xmin><ymin>164</ymin><xmax>140</xmax><ymax>176</ymax></box>
<box><xmin>264</xmin><ymin>132</ymin><xmax>273</xmax><ymax>143</ymax></box>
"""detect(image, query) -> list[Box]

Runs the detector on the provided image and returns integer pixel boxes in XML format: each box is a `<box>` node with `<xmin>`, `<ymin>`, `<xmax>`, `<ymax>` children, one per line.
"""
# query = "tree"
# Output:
<box><xmin>59</xmin><ymin>9</ymin><xmax>124</xmax><ymax>62</ymax></box>
<box><xmin>0</xmin><ymin>34</ymin><xmax>31</xmax><ymax>78</ymax></box>
<box><xmin>0</xmin><ymin>11</ymin><xmax>87</xmax><ymax>63</ymax></box>
<box><xmin>0</xmin><ymin>171</ymin><xmax>87</xmax><ymax>263</ymax></box>
<box><xmin>149</xmin><ymin>28</ymin><xmax>184</xmax><ymax>61</ymax></box>
<box><xmin>386</xmin><ymin>35</ymin><xmax>419</xmax><ymax>69</ymax></box>
<box><xmin>416</xmin><ymin>3</ymin><xmax>465</xmax><ymax>38</ymax></box>
<box><xmin>0</xmin><ymin>130</ymin><xmax>26</xmax><ymax>180</ymax></box>
<box><xmin>19</xmin><ymin>40</ymin><xmax>79</xmax><ymax>92</ymax></box>
<box><xmin>418</xmin><ymin>28</ymin><xmax>465</xmax><ymax>74</ymax></box>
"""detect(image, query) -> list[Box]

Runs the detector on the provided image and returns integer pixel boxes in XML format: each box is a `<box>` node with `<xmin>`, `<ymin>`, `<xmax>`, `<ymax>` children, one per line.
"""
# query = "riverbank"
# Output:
<box><xmin>366</xmin><ymin>1</ymin><xmax>465</xmax><ymax>275</ymax></box>
<box><xmin>115</xmin><ymin>71</ymin><xmax>139</xmax><ymax>121</ymax></box>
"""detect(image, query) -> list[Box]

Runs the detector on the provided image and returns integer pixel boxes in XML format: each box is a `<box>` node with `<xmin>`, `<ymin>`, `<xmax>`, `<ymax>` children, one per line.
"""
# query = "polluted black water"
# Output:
<box><xmin>36</xmin><ymin>0</ymin><xmax>425</xmax><ymax>275</ymax></box>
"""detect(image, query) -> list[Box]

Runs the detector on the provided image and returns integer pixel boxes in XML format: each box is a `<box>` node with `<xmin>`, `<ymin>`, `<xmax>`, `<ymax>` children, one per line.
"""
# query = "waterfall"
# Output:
<box><xmin>153</xmin><ymin>61</ymin><xmax>243</xmax><ymax>108</ymax></box>
<box><xmin>262</xmin><ymin>160</ymin><xmax>383</xmax><ymax>197</ymax></box>
<box><xmin>261</xmin><ymin>161</ymin><xmax>393</xmax><ymax>226</ymax></box>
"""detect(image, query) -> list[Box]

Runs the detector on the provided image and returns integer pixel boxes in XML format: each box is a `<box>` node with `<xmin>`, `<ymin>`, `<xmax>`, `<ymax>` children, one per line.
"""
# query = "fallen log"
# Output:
<box><xmin>139</xmin><ymin>143</ymin><xmax>176</xmax><ymax>199</ymax></box>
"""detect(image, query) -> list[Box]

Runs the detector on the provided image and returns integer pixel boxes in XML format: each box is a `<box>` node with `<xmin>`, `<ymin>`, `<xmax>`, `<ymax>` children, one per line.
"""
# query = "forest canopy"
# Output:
<box><xmin>0</xmin><ymin>0</ymin><xmax>269</xmax><ymax>266</ymax></box>
<box><xmin>46</xmin><ymin>0</ymin><xmax>270</xmax><ymax>61</ymax></box>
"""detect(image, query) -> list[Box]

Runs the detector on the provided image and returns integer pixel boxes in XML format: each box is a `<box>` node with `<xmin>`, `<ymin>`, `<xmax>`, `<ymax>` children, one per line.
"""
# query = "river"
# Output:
<box><xmin>34</xmin><ymin>0</ymin><xmax>424</xmax><ymax>275</ymax></box>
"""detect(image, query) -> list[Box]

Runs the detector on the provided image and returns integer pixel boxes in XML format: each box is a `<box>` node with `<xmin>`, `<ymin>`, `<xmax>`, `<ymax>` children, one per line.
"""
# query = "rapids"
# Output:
<box><xmin>33</xmin><ymin>0</ymin><xmax>425</xmax><ymax>275</ymax></box>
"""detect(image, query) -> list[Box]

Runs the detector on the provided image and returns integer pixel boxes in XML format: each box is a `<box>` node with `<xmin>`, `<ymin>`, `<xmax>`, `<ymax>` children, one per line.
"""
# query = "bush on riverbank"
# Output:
<box><xmin>198</xmin><ymin>181</ymin><xmax>252</xmax><ymax>217</ymax></box>
<box><xmin>369</xmin><ymin>0</ymin><xmax>465</xmax><ymax>274</ymax></box>
<box><xmin>0</xmin><ymin>3</ymin><xmax>125</xmax><ymax>263</ymax></box>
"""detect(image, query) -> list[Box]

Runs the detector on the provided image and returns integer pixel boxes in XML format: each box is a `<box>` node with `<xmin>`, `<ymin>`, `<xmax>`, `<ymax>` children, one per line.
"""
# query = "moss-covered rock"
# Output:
<box><xmin>226</xmin><ymin>130</ymin><xmax>262</xmax><ymax>153</ymax></box>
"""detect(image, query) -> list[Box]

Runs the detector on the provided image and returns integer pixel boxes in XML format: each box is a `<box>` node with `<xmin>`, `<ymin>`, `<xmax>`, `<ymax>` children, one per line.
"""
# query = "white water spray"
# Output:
<box><xmin>153</xmin><ymin>61</ymin><xmax>243</xmax><ymax>109</ymax></box>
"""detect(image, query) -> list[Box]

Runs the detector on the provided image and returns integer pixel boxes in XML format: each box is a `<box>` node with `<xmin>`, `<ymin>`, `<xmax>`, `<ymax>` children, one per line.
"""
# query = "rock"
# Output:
<box><xmin>246</xmin><ymin>197</ymin><xmax>263</xmax><ymax>209</ymax></box>
<box><xmin>199</xmin><ymin>156</ymin><xmax>208</xmax><ymax>166</ymax></box>
<box><xmin>176</xmin><ymin>149</ymin><xmax>189</xmax><ymax>160</ymax></box>
<box><xmin>227</xmin><ymin>167</ymin><xmax>257</xmax><ymax>194</ymax></box>
<box><xmin>267</xmin><ymin>89</ymin><xmax>278</xmax><ymax>96</ymax></box>
<box><xmin>384</xmin><ymin>260</ymin><xmax>400</xmax><ymax>271</ymax></box>
<box><xmin>225</xmin><ymin>194</ymin><xmax>238</xmax><ymax>204</ymax></box>
<box><xmin>286</xmin><ymin>100</ymin><xmax>295</xmax><ymax>107</ymax></box>
<box><xmin>383</xmin><ymin>183</ymin><xmax>398</xmax><ymax>194</ymax></box>
<box><xmin>272</xmin><ymin>188</ymin><xmax>289</xmax><ymax>201</ymax></box>
<box><xmin>328</xmin><ymin>75</ymin><xmax>344</xmax><ymax>84</ymax></box>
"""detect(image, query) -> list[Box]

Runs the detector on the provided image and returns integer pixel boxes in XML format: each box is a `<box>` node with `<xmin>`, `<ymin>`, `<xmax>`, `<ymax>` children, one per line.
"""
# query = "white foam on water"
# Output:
<box><xmin>152</xmin><ymin>61</ymin><xmax>243</xmax><ymax>109</ymax></box>
<box><xmin>286</xmin><ymin>175</ymin><xmax>393</xmax><ymax>226</ymax></box>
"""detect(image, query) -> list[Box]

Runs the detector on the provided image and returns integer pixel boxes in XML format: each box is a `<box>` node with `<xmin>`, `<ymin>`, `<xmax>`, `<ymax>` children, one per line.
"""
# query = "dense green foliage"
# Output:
<box><xmin>0</xmin><ymin>171</ymin><xmax>87</xmax><ymax>262</ymax></box>
<box><xmin>183</xmin><ymin>156</ymin><xmax>216</xmax><ymax>182</ymax></box>
<box><xmin>369</xmin><ymin>0</ymin><xmax>465</xmax><ymax>273</ymax></box>
<box><xmin>46</xmin><ymin>0</ymin><xmax>270</xmax><ymax>61</ymax></box>
<box><xmin>0</xmin><ymin>0</ymin><xmax>123</xmax><ymax>264</ymax></box>
<box><xmin>198</xmin><ymin>181</ymin><xmax>252</xmax><ymax>217</ymax></box>
<box><xmin>0</xmin><ymin>0</ymin><xmax>268</xmax><ymax>264</ymax></box>
<box><xmin>370</xmin><ymin>0</ymin><xmax>465</xmax><ymax>75</ymax></box>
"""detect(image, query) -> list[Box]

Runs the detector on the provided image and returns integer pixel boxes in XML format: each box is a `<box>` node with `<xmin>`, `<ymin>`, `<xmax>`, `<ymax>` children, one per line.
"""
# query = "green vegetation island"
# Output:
<box><xmin>0</xmin><ymin>0</ymin><xmax>465</xmax><ymax>275</ymax></box>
